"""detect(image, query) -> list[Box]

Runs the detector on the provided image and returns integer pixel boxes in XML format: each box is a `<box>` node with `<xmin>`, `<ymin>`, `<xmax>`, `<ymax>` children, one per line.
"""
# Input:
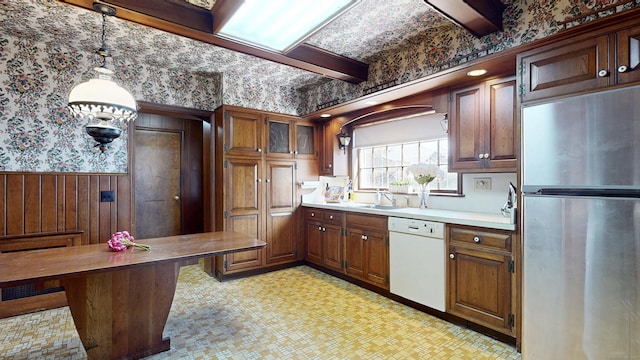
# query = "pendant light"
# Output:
<box><xmin>67</xmin><ymin>2</ymin><xmax>137</xmax><ymax>153</ymax></box>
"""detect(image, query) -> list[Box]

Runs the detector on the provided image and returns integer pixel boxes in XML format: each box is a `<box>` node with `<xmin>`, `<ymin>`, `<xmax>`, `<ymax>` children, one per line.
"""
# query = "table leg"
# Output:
<box><xmin>62</xmin><ymin>261</ymin><xmax>179</xmax><ymax>360</ymax></box>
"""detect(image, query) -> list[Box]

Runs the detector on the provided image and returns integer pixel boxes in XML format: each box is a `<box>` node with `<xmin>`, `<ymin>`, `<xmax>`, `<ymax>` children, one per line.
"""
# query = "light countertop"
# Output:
<box><xmin>301</xmin><ymin>202</ymin><xmax>516</xmax><ymax>231</ymax></box>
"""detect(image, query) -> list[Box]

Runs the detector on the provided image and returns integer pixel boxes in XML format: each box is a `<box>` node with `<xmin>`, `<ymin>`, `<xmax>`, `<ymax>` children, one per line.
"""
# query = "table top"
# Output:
<box><xmin>0</xmin><ymin>232</ymin><xmax>266</xmax><ymax>287</ymax></box>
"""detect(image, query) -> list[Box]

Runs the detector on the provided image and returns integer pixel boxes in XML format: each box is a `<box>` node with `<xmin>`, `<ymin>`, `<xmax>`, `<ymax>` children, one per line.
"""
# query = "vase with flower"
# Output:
<box><xmin>408</xmin><ymin>163</ymin><xmax>445</xmax><ymax>208</ymax></box>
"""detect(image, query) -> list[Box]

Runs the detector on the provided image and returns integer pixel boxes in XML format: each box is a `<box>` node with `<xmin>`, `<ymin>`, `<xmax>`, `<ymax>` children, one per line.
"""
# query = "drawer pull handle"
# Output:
<box><xmin>473</xmin><ymin>236</ymin><xmax>481</xmax><ymax>243</ymax></box>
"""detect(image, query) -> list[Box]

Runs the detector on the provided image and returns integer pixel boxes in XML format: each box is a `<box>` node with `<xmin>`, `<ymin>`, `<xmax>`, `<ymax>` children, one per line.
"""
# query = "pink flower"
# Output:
<box><xmin>107</xmin><ymin>231</ymin><xmax>150</xmax><ymax>252</ymax></box>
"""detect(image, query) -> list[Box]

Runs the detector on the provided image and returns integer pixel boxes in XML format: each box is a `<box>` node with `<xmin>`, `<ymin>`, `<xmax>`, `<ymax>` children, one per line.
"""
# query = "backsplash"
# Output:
<box><xmin>353</xmin><ymin>173</ymin><xmax>517</xmax><ymax>215</ymax></box>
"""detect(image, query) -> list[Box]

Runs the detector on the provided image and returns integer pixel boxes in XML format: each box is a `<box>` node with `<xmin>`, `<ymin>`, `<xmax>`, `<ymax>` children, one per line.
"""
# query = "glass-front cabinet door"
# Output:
<box><xmin>266</xmin><ymin>115</ymin><xmax>317</xmax><ymax>159</ymax></box>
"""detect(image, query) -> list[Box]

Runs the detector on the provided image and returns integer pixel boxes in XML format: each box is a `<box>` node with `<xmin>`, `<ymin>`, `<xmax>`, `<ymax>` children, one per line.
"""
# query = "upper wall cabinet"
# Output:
<box><xmin>518</xmin><ymin>24</ymin><xmax>640</xmax><ymax>103</ymax></box>
<box><xmin>449</xmin><ymin>76</ymin><xmax>517</xmax><ymax>172</ymax></box>
<box><xmin>266</xmin><ymin>115</ymin><xmax>317</xmax><ymax>160</ymax></box>
<box><xmin>223</xmin><ymin>109</ymin><xmax>264</xmax><ymax>157</ymax></box>
<box><xmin>318</xmin><ymin>119</ymin><xmax>349</xmax><ymax>176</ymax></box>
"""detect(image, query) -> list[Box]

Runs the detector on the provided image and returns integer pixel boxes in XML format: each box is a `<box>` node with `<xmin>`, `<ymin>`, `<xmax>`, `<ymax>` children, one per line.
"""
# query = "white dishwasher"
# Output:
<box><xmin>388</xmin><ymin>217</ymin><xmax>446</xmax><ymax>312</ymax></box>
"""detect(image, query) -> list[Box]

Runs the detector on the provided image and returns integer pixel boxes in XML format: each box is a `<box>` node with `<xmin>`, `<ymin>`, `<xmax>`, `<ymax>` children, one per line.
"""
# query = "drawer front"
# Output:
<box><xmin>449</xmin><ymin>226</ymin><xmax>511</xmax><ymax>252</ymax></box>
<box><xmin>305</xmin><ymin>208</ymin><xmax>323</xmax><ymax>221</ymax></box>
<box><xmin>323</xmin><ymin>211</ymin><xmax>343</xmax><ymax>226</ymax></box>
<box><xmin>346</xmin><ymin>213</ymin><xmax>387</xmax><ymax>231</ymax></box>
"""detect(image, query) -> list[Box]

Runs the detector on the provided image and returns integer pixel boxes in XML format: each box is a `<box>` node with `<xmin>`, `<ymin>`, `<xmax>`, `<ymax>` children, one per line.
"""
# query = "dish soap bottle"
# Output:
<box><xmin>347</xmin><ymin>180</ymin><xmax>355</xmax><ymax>202</ymax></box>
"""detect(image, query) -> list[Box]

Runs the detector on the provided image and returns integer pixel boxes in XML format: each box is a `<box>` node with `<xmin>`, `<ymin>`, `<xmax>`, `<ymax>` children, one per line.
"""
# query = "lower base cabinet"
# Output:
<box><xmin>447</xmin><ymin>224</ymin><xmax>515</xmax><ymax>336</ymax></box>
<box><xmin>303</xmin><ymin>208</ymin><xmax>389</xmax><ymax>290</ymax></box>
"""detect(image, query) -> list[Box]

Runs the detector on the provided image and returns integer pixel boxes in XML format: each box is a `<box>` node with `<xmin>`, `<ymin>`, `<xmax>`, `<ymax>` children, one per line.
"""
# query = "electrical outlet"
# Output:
<box><xmin>474</xmin><ymin>178</ymin><xmax>492</xmax><ymax>191</ymax></box>
<box><xmin>100</xmin><ymin>190</ymin><xmax>115</xmax><ymax>202</ymax></box>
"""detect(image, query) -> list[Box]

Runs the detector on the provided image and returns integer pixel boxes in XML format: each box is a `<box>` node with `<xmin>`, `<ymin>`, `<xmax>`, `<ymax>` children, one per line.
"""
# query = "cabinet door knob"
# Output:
<box><xmin>598</xmin><ymin>69</ymin><xmax>609</xmax><ymax>77</ymax></box>
<box><xmin>328</xmin><ymin>163</ymin><xmax>332</xmax><ymax>168</ymax></box>
<box><xmin>478</xmin><ymin>154</ymin><xmax>484</xmax><ymax>159</ymax></box>
<box><xmin>323</xmin><ymin>227</ymin><xmax>326</xmax><ymax>232</ymax></box>
<box><xmin>257</xmin><ymin>148</ymin><xmax>262</xmax><ymax>152</ymax></box>
<box><xmin>318</xmin><ymin>226</ymin><xmax>322</xmax><ymax>231</ymax></box>
<box><xmin>294</xmin><ymin>151</ymin><xmax>298</xmax><ymax>155</ymax></box>
<box><xmin>311</xmin><ymin>212</ymin><xmax>315</xmax><ymax>217</ymax></box>
<box><xmin>618</xmin><ymin>65</ymin><xmax>628</xmax><ymax>73</ymax></box>
<box><xmin>266</xmin><ymin>179</ymin><xmax>271</xmax><ymax>183</ymax></box>
<box><xmin>473</xmin><ymin>236</ymin><xmax>481</xmax><ymax>243</ymax></box>
<box><xmin>449</xmin><ymin>253</ymin><xmax>455</xmax><ymax>259</ymax></box>
<box><xmin>484</xmin><ymin>153</ymin><xmax>489</xmax><ymax>158</ymax></box>
<box><xmin>329</xmin><ymin>215</ymin><xmax>333</xmax><ymax>219</ymax></box>
<box><xmin>290</xmin><ymin>150</ymin><xmax>294</xmax><ymax>154</ymax></box>
<box><xmin>257</xmin><ymin>179</ymin><xmax>262</xmax><ymax>183</ymax></box>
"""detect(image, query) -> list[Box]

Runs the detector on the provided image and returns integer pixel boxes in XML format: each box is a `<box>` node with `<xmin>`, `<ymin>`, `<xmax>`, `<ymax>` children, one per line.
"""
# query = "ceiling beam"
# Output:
<box><xmin>425</xmin><ymin>0</ymin><xmax>505</xmax><ymax>37</ymax></box>
<box><xmin>60</xmin><ymin>0</ymin><xmax>369</xmax><ymax>84</ymax></box>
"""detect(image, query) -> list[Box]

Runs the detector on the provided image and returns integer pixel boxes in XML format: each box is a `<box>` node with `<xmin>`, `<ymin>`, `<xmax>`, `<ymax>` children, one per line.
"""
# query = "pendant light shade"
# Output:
<box><xmin>67</xmin><ymin>3</ymin><xmax>137</xmax><ymax>152</ymax></box>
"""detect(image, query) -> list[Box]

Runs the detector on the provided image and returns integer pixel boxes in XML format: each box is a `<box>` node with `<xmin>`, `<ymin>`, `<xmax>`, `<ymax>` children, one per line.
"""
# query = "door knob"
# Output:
<box><xmin>174</xmin><ymin>195</ymin><xmax>180</xmax><ymax>201</ymax></box>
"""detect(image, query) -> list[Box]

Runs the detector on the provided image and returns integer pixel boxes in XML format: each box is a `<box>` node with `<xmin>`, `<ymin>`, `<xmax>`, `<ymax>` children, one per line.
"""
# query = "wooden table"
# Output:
<box><xmin>0</xmin><ymin>232</ymin><xmax>266</xmax><ymax>360</ymax></box>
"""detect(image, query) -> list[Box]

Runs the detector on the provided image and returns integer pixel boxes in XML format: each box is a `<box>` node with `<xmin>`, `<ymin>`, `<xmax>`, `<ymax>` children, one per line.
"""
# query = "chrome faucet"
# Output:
<box><xmin>376</xmin><ymin>188</ymin><xmax>396</xmax><ymax>207</ymax></box>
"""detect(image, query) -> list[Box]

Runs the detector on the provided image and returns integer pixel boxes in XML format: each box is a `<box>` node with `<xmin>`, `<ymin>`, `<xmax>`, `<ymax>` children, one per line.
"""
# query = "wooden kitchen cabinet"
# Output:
<box><xmin>447</xmin><ymin>224</ymin><xmax>515</xmax><ymax>336</ymax></box>
<box><xmin>344</xmin><ymin>213</ymin><xmax>389</xmax><ymax>290</ymax></box>
<box><xmin>303</xmin><ymin>208</ymin><xmax>344</xmax><ymax>272</ymax></box>
<box><xmin>318</xmin><ymin>119</ymin><xmax>348</xmax><ymax>176</ymax></box>
<box><xmin>449</xmin><ymin>76</ymin><xmax>516</xmax><ymax>172</ymax></box>
<box><xmin>266</xmin><ymin>114</ymin><xmax>317</xmax><ymax>160</ymax></box>
<box><xmin>211</xmin><ymin>105</ymin><xmax>302</xmax><ymax>279</ymax></box>
<box><xmin>222</xmin><ymin>108</ymin><xmax>264</xmax><ymax>157</ymax></box>
<box><xmin>518</xmin><ymin>23</ymin><xmax>640</xmax><ymax>103</ymax></box>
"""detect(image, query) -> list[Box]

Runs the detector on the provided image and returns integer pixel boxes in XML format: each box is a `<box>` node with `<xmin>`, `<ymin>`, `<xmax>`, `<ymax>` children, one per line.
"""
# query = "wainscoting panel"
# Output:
<box><xmin>0</xmin><ymin>173</ymin><xmax>133</xmax><ymax>245</ymax></box>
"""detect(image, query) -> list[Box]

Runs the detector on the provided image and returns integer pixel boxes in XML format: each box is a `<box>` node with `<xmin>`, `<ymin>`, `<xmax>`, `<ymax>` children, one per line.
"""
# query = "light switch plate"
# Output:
<box><xmin>474</xmin><ymin>177</ymin><xmax>492</xmax><ymax>190</ymax></box>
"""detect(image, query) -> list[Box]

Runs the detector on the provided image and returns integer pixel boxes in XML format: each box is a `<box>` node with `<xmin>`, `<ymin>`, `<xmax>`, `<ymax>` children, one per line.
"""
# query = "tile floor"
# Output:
<box><xmin>0</xmin><ymin>265</ymin><xmax>521</xmax><ymax>359</ymax></box>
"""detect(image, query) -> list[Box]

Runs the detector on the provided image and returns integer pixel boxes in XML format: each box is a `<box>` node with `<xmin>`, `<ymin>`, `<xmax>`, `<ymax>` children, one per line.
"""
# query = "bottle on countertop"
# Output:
<box><xmin>347</xmin><ymin>180</ymin><xmax>355</xmax><ymax>202</ymax></box>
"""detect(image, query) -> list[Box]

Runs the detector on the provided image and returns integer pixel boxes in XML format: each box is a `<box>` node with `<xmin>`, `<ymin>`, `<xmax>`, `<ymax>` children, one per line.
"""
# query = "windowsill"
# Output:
<box><xmin>357</xmin><ymin>190</ymin><xmax>465</xmax><ymax>198</ymax></box>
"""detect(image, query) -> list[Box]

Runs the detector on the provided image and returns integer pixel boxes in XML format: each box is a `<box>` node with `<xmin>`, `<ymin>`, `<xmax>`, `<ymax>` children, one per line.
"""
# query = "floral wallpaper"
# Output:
<box><xmin>0</xmin><ymin>0</ymin><xmax>637</xmax><ymax>173</ymax></box>
<box><xmin>296</xmin><ymin>0</ymin><xmax>640</xmax><ymax>114</ymax></box>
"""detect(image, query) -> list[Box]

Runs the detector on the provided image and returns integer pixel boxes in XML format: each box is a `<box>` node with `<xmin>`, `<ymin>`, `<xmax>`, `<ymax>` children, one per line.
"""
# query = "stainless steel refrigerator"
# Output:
<box><xmin>522</xmin><ymin>86</ymin><xmax>640</xmax><ymax>359</ymax></box>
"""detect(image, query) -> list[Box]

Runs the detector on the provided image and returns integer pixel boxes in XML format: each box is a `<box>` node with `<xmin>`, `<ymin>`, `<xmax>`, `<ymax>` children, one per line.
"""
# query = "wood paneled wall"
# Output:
<box><xmin>0</xmin><ymin>173</ymin><xmax>133</xmax><ymax>245</ymax></box>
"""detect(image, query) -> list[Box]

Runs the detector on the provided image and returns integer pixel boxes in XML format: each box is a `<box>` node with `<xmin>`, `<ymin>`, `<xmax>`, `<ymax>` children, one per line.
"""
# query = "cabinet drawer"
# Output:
<box><xmin>323</xmin><ymin>211</ymin><xmax>343</xmax><ymax>225</ymax></box>
<box><xmin>305</xmin><ymin>208</ymin><xmax>323</xmax><ymax>221</ymax></box>
<box><xmin>346</xmin><ymin>213</ymin><xmax>387</xmax><ymax>231</ymax></box>
<box><xmin>449</xmin><ymin>226</ymin><xmax>511</xmax><ymax>252</ymax></box>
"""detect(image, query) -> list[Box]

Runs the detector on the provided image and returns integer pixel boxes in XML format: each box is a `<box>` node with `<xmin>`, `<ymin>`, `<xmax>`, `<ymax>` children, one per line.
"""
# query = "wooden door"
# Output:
<box><xmin>223</xmin><ymin>158</ymin><xmax>263</xmax><ymax>272</ymax></box>
<box><xmin>305</xmin><ymin>220</ymin><xmax>323</xmax><ymax>265</ymax></box>
<box><xmin>323</xmin><ymin>224</ymin><xmax>343</xmax><ymax>271</ymax></box>
<box><xmin>266</xmin><ymin>116</ymin><xmax>294</xmax><ymax>158</ymax></box>
<box><xmin>224</xmin><ymin>109</ymin><xmax>263</xmax><ymax>157</ymax></box>
<box><xmin>616</xmin><ymin>25</ymin><xmax>640</xmax><ymax>85</ymax></box>
<box><xmin>448</xmin><ymin>245</ymin><xmax>513</xmax><ymax>335</ymax></box>
<box><xmin>518</xmin><ymin>35</ymin><xmax>610</xmax><ymax>103</ymax></box>
<box><xmin>449</xmin><ymin>84</ymin><xmax>484</xmax><ymax>171</ymax></box>
<box><xmin>134</xmin><ymin>129</ymin><xmax>181</xmax><ymax>239</ymax></box>
<box><xmin>265</xmin><ymin>161</ymin><xmax>297</xmax><ymax>264</ymax></box>
<box><xmin>294</xmin><ymin>121</ymin><xmax>317</xmax><ymax>159</ymax></box>
<box><xmin>344</xmin><ymin>228</ymin><xmax>365</xmax><ymax>279</ymax></box>
<box><xmin>364</xmin><ymin>230</ymin><xmax>388</xmax><ymax>289</ymax></box>
<box><xmin>486</xmin><ymin>77</ymin><xmax>517</xmax><ymax>171</ymax></box>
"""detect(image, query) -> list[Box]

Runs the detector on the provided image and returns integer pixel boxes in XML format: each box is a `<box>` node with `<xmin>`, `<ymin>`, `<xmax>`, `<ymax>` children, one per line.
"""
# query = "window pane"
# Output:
<box><xmin>360</xmin><ymin>148</ymin><xmax>373</xmax><ymax>167</ymax></box>
<box><xmin>403</xmin><ymin>143</ymin><xmax>419</xmax><ymax>165</ymax></box>
<box><xmin>373</xmin><ymin>168</ymin><xmax>386</xmax><ymax>188</ymax></box>
<box><xmin>387</xmin><ymin>145</ymin><xmax>402</xmax><ymax>167</ymax></box>
<box><xmin>420</xmin><ymin>141</ymin><xmax>438</xmax><ymax>164</ymax></box>
<box><xmin>438</xmin><ymin>140</ymin><xmax>448</xmax><ymax>165</ymax></box>
<box><xmin>388</xmin><ymin>167</ymin><xmax>402</xmax><ymax>185</ymax></box>
<box><xmin>373</xmin><ymin>147</ymin><xmax>386</xmax><ymax>167</ymax></box>
<box><xmin>359</xmin><ymin>168</ymin><xmax>373</xmax><ymax>189</ymax></box>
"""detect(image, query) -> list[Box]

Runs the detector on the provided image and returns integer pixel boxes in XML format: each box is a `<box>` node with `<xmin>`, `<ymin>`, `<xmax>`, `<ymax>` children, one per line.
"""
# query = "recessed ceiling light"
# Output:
<box><xmin>218</xmin><ymin>0</ymin><xmax>360</xmax><ymax>52</ymax></box>
<box><xmin>320</xmin><ymin>113</ymin><xmax>331</xmax><ymax>118</ymax></box>
<box><xmin>466</xmin><ymin>69</ymin><xmax>488</xmax><ymax>77</ymax></box>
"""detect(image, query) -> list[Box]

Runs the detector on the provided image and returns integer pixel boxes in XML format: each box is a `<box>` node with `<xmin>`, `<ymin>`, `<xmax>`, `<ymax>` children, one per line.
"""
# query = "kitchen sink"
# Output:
<box><xmin>363</xmin><ymin>204</ymin><xmax>407</xmax><ymax>210</ymax></box>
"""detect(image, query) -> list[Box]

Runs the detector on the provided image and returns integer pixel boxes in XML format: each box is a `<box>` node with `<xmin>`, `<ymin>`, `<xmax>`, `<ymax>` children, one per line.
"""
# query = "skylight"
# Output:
<box><xmin>218</xmin><ymin>0</ymin><xmax>359</xmax><ymax>52</ymax></box>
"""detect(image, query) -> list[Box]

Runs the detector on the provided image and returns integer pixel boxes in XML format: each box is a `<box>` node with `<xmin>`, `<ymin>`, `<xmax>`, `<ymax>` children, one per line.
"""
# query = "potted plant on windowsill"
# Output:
<box><xmin>389</xmin><ymin>180</ymin><xmax>410</xmax><ymax>194</ymax></box>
